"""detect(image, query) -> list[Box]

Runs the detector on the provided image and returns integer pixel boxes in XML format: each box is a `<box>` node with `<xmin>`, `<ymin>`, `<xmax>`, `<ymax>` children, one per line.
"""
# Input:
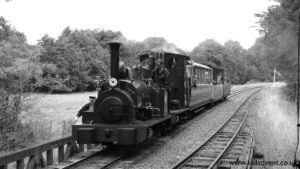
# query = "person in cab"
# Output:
<box><xmin>118</xmin><ymin>61</ymin><xmax>133</xmax><ymax>80</ymax></box>
<box><xmin>151</xmin><ymin>61</ymin><xmax>170</xmax><ymax>88</ymax></box>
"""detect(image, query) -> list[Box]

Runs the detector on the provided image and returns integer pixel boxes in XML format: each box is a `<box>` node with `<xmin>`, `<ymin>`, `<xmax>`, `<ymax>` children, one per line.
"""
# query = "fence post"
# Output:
<box><xmin>64</xmin><ymin>142</ymin><xmax>73</xmax><ymax>160</ymax></box>
<box><xmin>26</xmin><ymin>155</ymin><xmax>36</xmax><ymax>169</ymax></box>
<box><xmin>36</xmin><ymin>153</ymin><xmax>46</xmax><ymax>168</ymax></box>
<box><xmin>58</xmin><ymin>145</ymin><xmax>64</xmax><ymax>162</ymax></box>
<box><xmin>46</xmin><ymin>149</ymin><xmax>53</xmax><ymax>165</ymax></box>
<box><xmin>16</xmin><ymin>159</ymin><xmax>24</xmax><ymax>169</ymax></box>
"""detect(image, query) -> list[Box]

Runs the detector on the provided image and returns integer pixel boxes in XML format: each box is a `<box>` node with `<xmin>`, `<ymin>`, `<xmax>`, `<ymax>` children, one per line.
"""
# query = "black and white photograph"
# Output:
<box><xmin>0</xmin><ymin>0</ymin><xmax>298</xmax><ymax>168</ymax></box>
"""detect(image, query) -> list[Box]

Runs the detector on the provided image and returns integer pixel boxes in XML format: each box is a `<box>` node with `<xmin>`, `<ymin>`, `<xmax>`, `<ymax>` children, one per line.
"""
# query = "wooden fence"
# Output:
<box><xmin>0</xmin><ymin>136</ymin><xmax>92</xmax><ymax>169</ymax></box>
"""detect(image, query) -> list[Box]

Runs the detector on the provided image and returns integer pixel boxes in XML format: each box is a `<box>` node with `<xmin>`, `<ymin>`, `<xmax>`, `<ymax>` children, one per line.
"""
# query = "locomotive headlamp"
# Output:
<box><xmin>109</xmin><ymin>78</ymin><xmax>118</xmax><ymax>87</ymax></box>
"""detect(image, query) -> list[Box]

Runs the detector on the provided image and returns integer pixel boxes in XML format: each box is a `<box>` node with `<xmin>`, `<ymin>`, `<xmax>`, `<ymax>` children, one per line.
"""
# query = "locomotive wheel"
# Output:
<box><xmin>160</xmin><ymin>123</ymin><xmax>168</xmax><ymax>136</ymax></box>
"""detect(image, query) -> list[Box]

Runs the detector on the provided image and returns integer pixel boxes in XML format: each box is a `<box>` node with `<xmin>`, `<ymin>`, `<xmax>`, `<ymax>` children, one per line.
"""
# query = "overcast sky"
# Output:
<box><xmin>0</xmin><ymin>0</ymin><xmax>277</xmax><ymax>51</ymax></box>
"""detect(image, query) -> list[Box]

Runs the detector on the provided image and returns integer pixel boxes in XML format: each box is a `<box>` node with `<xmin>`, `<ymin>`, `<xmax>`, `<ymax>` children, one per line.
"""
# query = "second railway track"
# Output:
<box><xmin>172</xmin><ymin>89</ymin><xmax>261</xmax><ymax>169</ymax></box>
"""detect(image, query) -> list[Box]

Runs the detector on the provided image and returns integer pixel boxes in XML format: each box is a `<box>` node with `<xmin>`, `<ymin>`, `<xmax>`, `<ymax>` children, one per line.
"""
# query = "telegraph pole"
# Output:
<box><xmin>295</xmin><ymin>11</ymin><xmax>300</xmax><ymax>169</ymax></box>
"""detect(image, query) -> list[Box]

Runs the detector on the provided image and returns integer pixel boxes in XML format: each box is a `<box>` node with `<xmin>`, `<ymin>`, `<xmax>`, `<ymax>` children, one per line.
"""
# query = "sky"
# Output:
<box><xmin>0</xmin><ymin>0</ymin><xmax>277</xmax><ymax>51</ymax></box>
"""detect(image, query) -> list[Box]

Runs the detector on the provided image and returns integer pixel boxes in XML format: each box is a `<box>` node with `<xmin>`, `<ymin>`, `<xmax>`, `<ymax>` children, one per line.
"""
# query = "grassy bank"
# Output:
<box><xmin>253</xmin><ymin>82</ymin><xmax>296</xmax><ymax>169</ymax></box>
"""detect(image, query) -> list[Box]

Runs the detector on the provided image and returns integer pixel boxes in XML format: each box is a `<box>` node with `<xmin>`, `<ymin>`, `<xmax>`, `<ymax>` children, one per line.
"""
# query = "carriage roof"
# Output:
<box><xmin>191</xmin><ymin>61</ymin><xmax>212</xmax><ymax>70</ymax></box>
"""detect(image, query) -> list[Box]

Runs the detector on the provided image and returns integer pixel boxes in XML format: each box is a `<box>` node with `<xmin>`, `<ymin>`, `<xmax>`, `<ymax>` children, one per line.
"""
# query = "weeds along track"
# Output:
<box><xmin>172</xmin><ymin>89</ymin><xmax>261</xmax><ymax>169</ymax></box>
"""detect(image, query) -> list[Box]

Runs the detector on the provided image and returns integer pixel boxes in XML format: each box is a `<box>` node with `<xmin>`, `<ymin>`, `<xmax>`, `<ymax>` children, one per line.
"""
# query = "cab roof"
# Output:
<box><xmin>138</xmin><ymin>48</ymin><xmax>189</xmax><ymax>59</ymax></box>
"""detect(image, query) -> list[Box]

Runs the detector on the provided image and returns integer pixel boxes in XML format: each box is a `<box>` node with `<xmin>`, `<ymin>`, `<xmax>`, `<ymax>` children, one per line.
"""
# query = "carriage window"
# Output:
<box><xmin>212</xmin><ymin>69</ymin><xmax>223</xmax><ymax>85</ymax></box>
<box><xmin>191</xmin><ymin>65</ymin><xmax>213</xmax><ymax>85</ymax></box>
<box><xmin>205</xmin><ymin>70</ymin><xmax>212</xmax><ymax>84</ymax></box>
<box><xmin>199</xmin><ymin>69</ymin><xmax>203</xmax><ymax>83</ymax></box>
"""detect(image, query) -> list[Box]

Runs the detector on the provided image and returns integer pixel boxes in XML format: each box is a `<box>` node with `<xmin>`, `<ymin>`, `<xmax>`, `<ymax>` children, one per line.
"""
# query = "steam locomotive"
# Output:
<box><xmin>72</xmin><ymin>42</ymin><xmax>231</xmax><ymax>146</ymax></box>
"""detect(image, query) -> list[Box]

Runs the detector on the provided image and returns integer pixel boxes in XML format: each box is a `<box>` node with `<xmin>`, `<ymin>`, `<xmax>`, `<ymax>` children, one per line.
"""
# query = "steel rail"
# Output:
<box><xmin>99</xmin><ymin>154</ymin><xmax>124</xmax><ymax>169</ymax></box>
<box><xmin>172</xmin><ymin>89</ymin><xmax>261</xmax><ymax>169</ymax></box>
<box><xmin>207</xmin><ymin>101</ymin><xmax>251</xmax><ymax>169</ymax></box>
<box><xmin>227</xmin><ymin>87</ymin><xmax>260</xmax><ymax>99</ymax></box>
<box><xmin>59</xmin><ymin>147</ymin><xmax>126</xmax><ymax>169</ymax></box>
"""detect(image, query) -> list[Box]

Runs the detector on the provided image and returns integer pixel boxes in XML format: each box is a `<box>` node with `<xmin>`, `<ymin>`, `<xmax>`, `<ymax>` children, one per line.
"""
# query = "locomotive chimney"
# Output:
<box><xmin>108</xmin><ymin>42</ymin><xmax>122</xmax><ymax>80</ymax></box>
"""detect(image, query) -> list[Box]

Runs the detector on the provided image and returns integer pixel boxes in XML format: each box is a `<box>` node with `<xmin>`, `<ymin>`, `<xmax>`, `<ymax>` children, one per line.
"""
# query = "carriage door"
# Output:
<box><xmin>212</xmin><ymin>68</ymin><xmax>224</xmax><ymax>100</ymax></box>
<box><xmin>185</xmin><ymin>65</ymin><xmax>192</xmax><ymax>106</ymax></box>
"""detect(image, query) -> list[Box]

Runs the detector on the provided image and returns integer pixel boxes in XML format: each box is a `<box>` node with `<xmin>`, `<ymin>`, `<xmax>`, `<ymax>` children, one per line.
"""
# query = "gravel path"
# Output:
<box><xmin>112</xmin><ymin>89</ymin><xmax>261</xmax><ymax>169</ymax></box>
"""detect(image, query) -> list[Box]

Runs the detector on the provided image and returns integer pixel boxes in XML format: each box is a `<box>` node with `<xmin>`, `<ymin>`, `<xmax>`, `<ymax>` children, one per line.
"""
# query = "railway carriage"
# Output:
<box><xmin>72</xmin><ymin>42</ymin><xmax>231</xmax><ymax>146</ymax></box>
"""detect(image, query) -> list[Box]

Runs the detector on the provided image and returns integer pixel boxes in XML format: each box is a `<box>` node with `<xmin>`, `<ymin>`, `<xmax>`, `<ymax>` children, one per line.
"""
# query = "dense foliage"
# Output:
<box><xmin>190</xmin><ymin>39</ymin><xmax>272</xmax><ymax>84</ymax></box>
<box><xmin>254</xmin><ymin>0</ymin><xmax>299</xmax><ymax>99</ymax></box>
<box><xmin>36</xmin><ymin>34</ymin><xmax>187</xmax><ymax>92</ymax></box>
<box><xmin>0</xmin><ymin>16</ymin><xmax>37</xmax><ymax>150</ymax></box>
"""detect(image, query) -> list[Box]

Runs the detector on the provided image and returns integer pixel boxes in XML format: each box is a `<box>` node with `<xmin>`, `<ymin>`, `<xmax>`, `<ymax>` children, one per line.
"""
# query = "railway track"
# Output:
<box><xmin>171</xmin><ymin>89</ymin><xmax>260</xmax><ymax>169</ymax></box>
<box><xmin>227</xmin><ymin>87</ymin><xmax>261</xmax><ymax>99</ymax></box>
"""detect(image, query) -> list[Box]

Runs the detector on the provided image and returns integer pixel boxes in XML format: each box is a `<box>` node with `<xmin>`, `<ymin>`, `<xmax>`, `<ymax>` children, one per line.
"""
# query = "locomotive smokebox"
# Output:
<box><xmin>108</xmin><ymin>42</ymin><xmax>122</xmax><ymax>80</ymax></box>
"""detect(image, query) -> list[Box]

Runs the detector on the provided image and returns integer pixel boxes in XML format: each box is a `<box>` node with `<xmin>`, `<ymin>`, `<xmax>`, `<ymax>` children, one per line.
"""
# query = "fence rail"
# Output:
<box><xmin>0</xmin><ymin>136</ymin><xmax>92</xmax><ymax>169</ymax></box>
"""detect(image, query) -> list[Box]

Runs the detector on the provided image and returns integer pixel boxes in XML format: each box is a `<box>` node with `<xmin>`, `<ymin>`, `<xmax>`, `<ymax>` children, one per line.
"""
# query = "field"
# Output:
<box><xmin>19</xmin><ymin>91</ymin><xmax>98</xmax><ymax>143</ymax></box>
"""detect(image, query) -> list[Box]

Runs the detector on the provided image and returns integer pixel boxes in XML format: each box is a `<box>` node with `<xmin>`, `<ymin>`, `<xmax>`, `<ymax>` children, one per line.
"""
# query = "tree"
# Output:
<box><xmin>0</xmin><ymin>17</ymin><xmax>41</xmax><ymax>150</ymax></box>
<box><xmin>120</xmin><ymin>40</ymin><xmax>145</xmax><ymax>67</ymax></box>
<box><xmin>223</xmin><ymin>40</ymin><xmax>247</xmax><ymax>83</ymax></box>
<box><xmin>37</xmin><ymin>28</ymin><xmax>127</xmax><ymax>92</ymax></box>
<box><xmin>255</xmin><ymin>0</ymin><xmax>299</xmax><ymax>98</ymax></box>
<box><xmin>191</xmin><ymin>39</ymin><xmax>226</xmax><ymax>68</ymax></box>
<box><xmin>143</xmin><ymin>37</ymin><xmax>168</xmax><ymax>50</ymax></box>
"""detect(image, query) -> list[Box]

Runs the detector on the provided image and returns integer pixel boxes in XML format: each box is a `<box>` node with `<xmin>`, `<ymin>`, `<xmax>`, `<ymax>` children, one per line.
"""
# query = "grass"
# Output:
<box><xmin>253</xmin><ymin>82</ymin><xmax>296</xmax><ymax>169</ymax></box>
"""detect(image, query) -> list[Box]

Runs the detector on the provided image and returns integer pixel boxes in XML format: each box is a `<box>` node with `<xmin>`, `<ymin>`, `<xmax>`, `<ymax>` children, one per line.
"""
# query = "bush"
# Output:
<box><xmin>0</xmin><ymin>89</ymin><xmax>35</xmax><ymax>151</ymax></box>
<box><xmin>0</xmin><ymin>123</ymin><xmax>34</xmax><ymax>151</ymax></box>
<box><xmin>34</xmin><ymin>77</ymin><xmax>72</xmax><ymax>93</ymax></box>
